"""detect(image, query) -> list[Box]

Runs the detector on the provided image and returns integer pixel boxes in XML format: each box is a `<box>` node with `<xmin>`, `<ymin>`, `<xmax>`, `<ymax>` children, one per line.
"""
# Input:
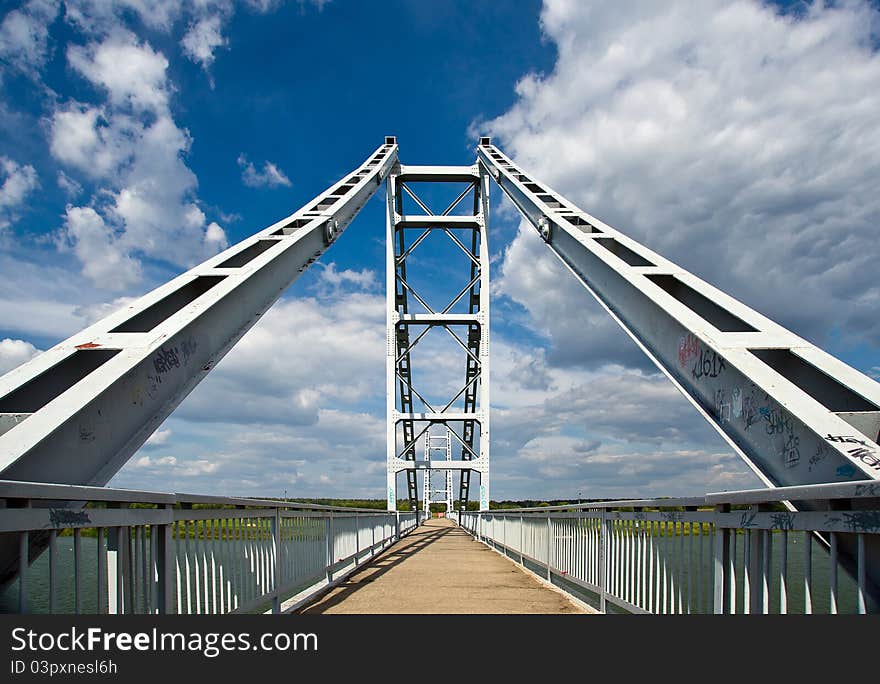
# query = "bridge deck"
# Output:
<box><xmin>298</xmin><ymin>518</ymin><xmax>593</xmax><ymax>614</ymax></box>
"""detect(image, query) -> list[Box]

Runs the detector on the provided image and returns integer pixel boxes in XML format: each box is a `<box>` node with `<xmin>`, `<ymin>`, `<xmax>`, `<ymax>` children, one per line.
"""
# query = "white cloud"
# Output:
<box><xmin>56</xmin><ymin>170</ymin><xmax>82</xmax><ymax>198</ymax></box>
<box><xmin>0</xmin><ymin>338</ymin><xmax>41</xmax><ymax>376</ymax></box>
<box><xmin>176</xmin><ymin>287</ymin><xmax>386</xmax><ymax>426</ymax></box>
<box><xmin>0</xmin><ymin>156</ymin><xmax>38</xmax><ymax>230</ymax></box>
<box><xmin>144</xmin><ymin>427</ymin><xmax>172</xmax><ymax>447</ymax></box>
<box><xmin>68</xmin><ymin>31</ymin><xmax>169</xmax><ymax>111</ymax></box>
<box><xmin>61</xmin><ymin>205</ymin><xmax>142</xmax><ymax>289</ymax></box>
<box><xmin>0</xmin><ymin>0</ymin><xmax>60</xmax><ymax>77</ymax></box>
<box><xmin>237</xmin><ymin>153</ymin><xmax>292</xmax><ymax>188</ymax></box>
<box><xmin>470</xmin><ymin>0</ymin><xmax>880</xmax><ymax>499</ymax></box>
<box><xmin>48</xmin><ymin>103</ymin><xmax>133</xmax><ymax>179</ymax></box>
<box><xmin>63</xmin><ymin>0</ymin><xmax>182</xmax><ymax>34</ymax></box>
<box><xmin>487</xmin><ymin>0</ymin><xmax>880</xmax><ymax>350</ymax></box>
<box><xmin>51</xmin><ymin>32</ymin><xmax>228</xmax><ymax>288</ymax></box>
<box><xmin>181</xmin><ymin>14</ymin><xmax>227</xmax><ymax>69</ymax></box>
<box><xmin>317</xmin><ymin>263</ymin><xmax>377</xmax><ymax>291</ymax></box>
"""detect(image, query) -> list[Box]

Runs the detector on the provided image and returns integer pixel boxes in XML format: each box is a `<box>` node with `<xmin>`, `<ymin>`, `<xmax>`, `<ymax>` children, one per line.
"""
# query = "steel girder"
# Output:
<box><xmin>476</xmin><ymin>136</ymin><xmax>880</xmax><ymax>594</ymax></box>
<box><xmin>0</xmin><ymin>139</ymin><xmax>398</xmax><ymax>584</ymax></box>
<box><xmin>0</xmin><ymin>139</ymin><xmax>398</xmax><ymax>485</ymax></box>
<box><xmin>386</xmin><ymin>161</ymin><xmax>491</xmax><ymax>512</ymax></box>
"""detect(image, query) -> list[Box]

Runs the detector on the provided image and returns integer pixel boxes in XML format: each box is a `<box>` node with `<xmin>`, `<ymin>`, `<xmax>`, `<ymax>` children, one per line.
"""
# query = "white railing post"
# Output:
<box><xmin>156</xmin><ymin>505</ymin><xmax>175</xmax><ymax>614</ymax></box>
<box><xmin>325</xmin><ymin>512</ymin><xmax>333</xmax><ymax>584</ymax></box>
<box><xmin>271</xmin><ymin>507</ymin><xmax>281</xmax><ymax>614</ymax></box>
<box><xmin>546</xmin><ymin>514</ymin><xmax>552</xmax><ymax>581</ymax></box>
<box><xmin>355</xmin><ymin>512</ymin><xmax>360</xmax><ymax>566</ymax></box>
<box><xmin>713</xmin><ymin>505</ymin><xmax>730</xmax><ymax>614</ymax></box>
<box><xmin>600</xmin><ymin>509</ymin><xmax>607</xmax><ymax>613</ymax></box>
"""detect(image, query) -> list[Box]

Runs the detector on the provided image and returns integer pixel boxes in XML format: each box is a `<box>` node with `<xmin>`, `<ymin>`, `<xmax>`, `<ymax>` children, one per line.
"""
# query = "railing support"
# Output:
<box><xmin>325</xmin><ymin>512</ymin><xmax>334</xmax><ymax>584</ymax></box>
<box><xmin>713</xmin><ymin>505</ymin><xmax>730</xmax><ymax>614</ymax></box>
<box><xmin>156</xmin><ymin>505</ymin><xmax>175</xmax><ymax>614</ymax></box>
<box><xmin>600</xmin><ymin>509</ymin><xmax>607</xmax><ymax>614</ymax></box>
<box><xmin>271</xmin><ymin>507</ymin><xmax>282</xmax><ymax>614</ymax></box>
<box><xmin>546</xmin><ymin>515</ymin><xmax>552</xmax><ymax>581</ymax></box>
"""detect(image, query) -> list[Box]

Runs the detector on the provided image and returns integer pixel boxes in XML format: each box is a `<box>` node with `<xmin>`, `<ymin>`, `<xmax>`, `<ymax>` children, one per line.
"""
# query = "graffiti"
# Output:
<box><xmin>836</xmin><ymin>464</ymin><xmax>857</xmax><ymax>477</ymax></box>
<box><xmin>841</xmin><ymin>511</ymin><xmax>880</xmax><ymax>533</ymax></box>
<box><xmin>181</xmin><ymin>336</ymin><xmax>199</xmax><ymax>365</ymax></box>
<box><xmin>79</xmin><ymin>427</ymin><xmax>95</xmax><ymax>443</ymax></box>
<box><xmin>692</xmin><ymin>348</ymin><xmax>726</xmax><ymax>380</ymax></box>
<box><xmin>742</xmin><ymin>395</ymin><xmax>761</xmax><ymax>431</ymax></box>
<box><xmin>854</xmin><ymin>483</ymin><xmax>880</xmax><ymax>497</ymax></box>
<box><xmin>731</xmin><ymin>387</ymin><xmax>742</xmax><ymax>419</ymax></box>
<box><xmin>49</xmin><ymin>509</ymin><xmax>91</xmax><ymax>527</ymax></box>
<box><xmin>739</xmin><ymin>512</ymin><xmax>757</xmax><ymax>528</ymax></box>
<box><xmin>146</xmin><ymin>373</ymin><xmax>161</xmax><ymax>400</ymax></box>
<box><xmin>714</xmin><ymin>389</ymin><xmax>731</xmax><ymax>421</ymax></box>
<box><xmin>808</xmin><ymin>445</ymin><xmax>828</xmax><ymax>472</ymax></box>
<box><xmin>783</xmin><ymin>434</ymin><xmax>800</xmax><ymax>468</ymax></box>
<box><xmin>826</xmin><ymin>434</ymin><xmax>874</xmax><ymax>448</ymax></box>
<box><xmin>847</xmin><ymin>447</ymin><xmax>880</xmax><ymax>471</ymax></box>
<box><xmin>153</xmin><ymin>346</ymin><xmax>180</xmax><ymax>375</ymax></box>
<box><xmin>770</xmin><ymin>512</ymin><xmax>795</xmax><ymax>530</ymax></box>
<box><xmin>678</xmin><ymin>334</ymin><xmax>700</xmax><ymax>368</ymax></box>
<box><xmin>762</xmin><ymin>407</ymin><xmax>792</xmax><ymax>436</ymax></box>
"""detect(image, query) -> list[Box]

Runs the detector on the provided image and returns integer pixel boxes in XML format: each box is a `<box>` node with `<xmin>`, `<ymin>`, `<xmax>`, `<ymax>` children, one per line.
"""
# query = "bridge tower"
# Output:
<box><xmin>422</xmin><ymin>427</ymin><xmax>454</xmax><ymax>515</ymax></box>
<box><xmin>385</xmin><ymin>159</ymin><xmax>491</xmax><ymax>512</ymax></box>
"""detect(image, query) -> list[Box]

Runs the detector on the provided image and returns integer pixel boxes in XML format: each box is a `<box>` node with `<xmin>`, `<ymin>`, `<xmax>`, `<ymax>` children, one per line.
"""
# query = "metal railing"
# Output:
<box><xmin>459</xmin><ymin>481</ymin><xmax>880</xmax><ymax>614</ymax></box>
<box><xmin>0</xmin><ymin>480</ymin><xmax>422</xmax><ymax>614</ymax></box>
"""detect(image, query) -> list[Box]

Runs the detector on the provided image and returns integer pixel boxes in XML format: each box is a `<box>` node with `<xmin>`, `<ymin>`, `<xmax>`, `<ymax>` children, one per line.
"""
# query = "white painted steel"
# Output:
<box><xmin>0</xmin><ymin>140</ymin><xmax>398</xmax><ymax>491</ymax></box>
<box><xmin>458</xmin><ymin>480</ymin><xmax>880</xmax><ymax>614</ymax></box>
<box><xmin>0</xmin><ymin>479</ymin><xmax>419</xmax><ymax>614</ymax></box>
<box><xmin>386</xmin><ymin>152</ymin><xmax>490</xmax><ymax>511</ymax></box>
<box><xmin>476</xmin><ymin>138</ymin><xmax>880</xmax><ymax>490</ymax></box>
<box><xmin>476</xmin><ymin>136</ymin><xmax>880</xmax><ymax>597</ymax></box>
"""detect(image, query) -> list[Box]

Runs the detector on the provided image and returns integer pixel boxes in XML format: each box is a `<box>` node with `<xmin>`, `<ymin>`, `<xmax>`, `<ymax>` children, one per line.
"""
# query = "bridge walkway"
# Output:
<box><xmin>297</xmin><ymin>518</ymin><xmax>593</xmax><ymax>614</ymax></box>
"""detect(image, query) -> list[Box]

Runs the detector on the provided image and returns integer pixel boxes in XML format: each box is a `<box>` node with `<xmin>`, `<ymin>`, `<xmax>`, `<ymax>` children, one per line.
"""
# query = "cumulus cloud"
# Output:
<box><xmin>60</xmin><ymin>205</ymin><xmax>141</xmax><ymax>290</ymax></box>
<box><xmin>476</xmin><ymin>0</ymin><xmax>880</xmax><ymax>498</ymax></box>
<box><xmin>0</xmin><ymin>0</ymin><xmax>60</xmax><ymax>78</ymax></box>
<box><xmin>237</xmin><ymin>153</ymin><xmax>292</xmax><ymax>188</ymax></box>
<box><xmin>63</xmin><ymin>0</ymin><xmax>182</xmax><ymax>34</ymax></box>
<box><xmin>181</xmin><ymin>14</ymin><xmax>228</xmax><ymax>69</ymax></box>
<box><xmin>143</xmin><ymin>427</ymin><xmax>172</xmax><ymax>448</ymax></box>
<box><xmin>0</xmin><ymin>156</ymin><xmax>38</xmax><ymax>230</ymax></box>
<box><xmin>487</xmin><ymin>0</ymin><xmax>880</xmax><ymax>351</ymax></box>
<box><xmin>317</xmin><ymin>263</ymin><xmax>377</xmax><ymax>291</ymax></box>
<box><xmin>51</xmin><ymin>31</ymin><xmax>228</xmax><ymax>288</ymax></box>
<box><xmin>0</xmin><ymin>338</ymin><xmax>41</xmax><ymax>376</ymax></box>
<box><xmin>67</xmin><ymin>32</ymin><xmax>169</xmax><ymax>111</ymax></box>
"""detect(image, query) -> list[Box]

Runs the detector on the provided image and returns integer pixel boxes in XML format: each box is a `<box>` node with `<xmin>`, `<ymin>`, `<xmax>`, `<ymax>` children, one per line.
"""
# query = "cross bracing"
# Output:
<box><xmin>0</xmin><ymin>135</ymin><xmax>878</xmax><ymax>596</ymax></box>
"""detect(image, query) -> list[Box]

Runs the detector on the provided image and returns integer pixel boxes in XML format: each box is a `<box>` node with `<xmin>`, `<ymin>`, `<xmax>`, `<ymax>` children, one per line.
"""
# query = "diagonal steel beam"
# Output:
<box><xmin>0</xmin><ymin>138</ymin><xmax>399</xmax><ymax>488</ymax></box>
<box><xmin>477</xmin><ymin>135</ymin><xmax>880</xmax><ymax>595</ymax></box>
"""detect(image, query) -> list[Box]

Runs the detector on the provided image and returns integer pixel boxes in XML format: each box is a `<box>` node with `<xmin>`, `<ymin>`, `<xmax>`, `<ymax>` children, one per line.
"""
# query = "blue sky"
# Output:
<box><xmin>1</xmin><ymin>0</ymin><xmax>879</xmax><ymax>501</ymax></box>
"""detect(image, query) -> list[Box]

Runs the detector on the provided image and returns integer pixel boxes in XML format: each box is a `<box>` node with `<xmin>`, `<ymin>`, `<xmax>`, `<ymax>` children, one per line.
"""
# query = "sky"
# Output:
<box><xmin>0</xmin><ymin>0</ymin><xmax>878</xmax><ymax>502</ymax></box>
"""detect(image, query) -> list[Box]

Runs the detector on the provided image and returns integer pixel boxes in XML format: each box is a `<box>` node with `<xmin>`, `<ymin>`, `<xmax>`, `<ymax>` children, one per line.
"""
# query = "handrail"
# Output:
<box><xmin>470</xmin><ymin>480</ymin><xmax>880</xmax><ymax>514</ymax></box>
<box><xmin>0</xmin><ymin>479</ymin><xmax>396</xmax><ymax>513</ymax></box>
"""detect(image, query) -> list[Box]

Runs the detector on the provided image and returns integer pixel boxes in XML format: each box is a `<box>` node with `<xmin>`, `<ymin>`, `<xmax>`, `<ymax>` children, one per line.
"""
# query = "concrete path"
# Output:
<box><xmin>298</xmin><ymin>518</ymin><xmax>593</xmax><ymax>614</ymax></box>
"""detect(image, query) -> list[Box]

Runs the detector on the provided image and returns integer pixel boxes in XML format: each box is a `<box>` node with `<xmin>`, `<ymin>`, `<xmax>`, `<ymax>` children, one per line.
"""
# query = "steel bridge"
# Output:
<box><xmin>0</xmin><ymin>137</ymin><xmax>878</xmax><ymax>614</ymax></box>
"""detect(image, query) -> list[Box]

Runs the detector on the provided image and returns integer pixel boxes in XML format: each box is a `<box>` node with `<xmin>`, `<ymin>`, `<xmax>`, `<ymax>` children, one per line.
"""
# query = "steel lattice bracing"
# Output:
<box><xmin>386</xmin><ymin>162</ymin><xmax>491</xmax><ymax>512</ymax></box>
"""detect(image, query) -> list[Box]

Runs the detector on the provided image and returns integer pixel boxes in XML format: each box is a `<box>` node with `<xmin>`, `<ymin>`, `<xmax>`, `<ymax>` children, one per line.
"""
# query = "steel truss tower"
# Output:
<box><xmin>422</xmin><ymin>427</ymin><xmax>454</xmax><ymax>515</ymax></box>
<box><xmin>1</xmin><ymin>134</ymin><xmax>878</xmax><ymax>587</ymax></box>
<box><xmin>385</xmin><ymin>160</ymin><xmax>491</xmax><ymax>512</ymax></box>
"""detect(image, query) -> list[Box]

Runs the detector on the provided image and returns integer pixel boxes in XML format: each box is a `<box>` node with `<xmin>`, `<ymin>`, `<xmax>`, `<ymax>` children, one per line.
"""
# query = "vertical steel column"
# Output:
<box><xmin>156</xmin><ymin>505</ymin><xmax>175</xmax><ymax>614</ymax></box>
<box><xmin>386</xmin><ymin>150</ymin><xmax>491</xmax><ymax>513</ymax></box>
<box><xmin>599</xmin><ymin>509</ymin><xmax>608</xmax><ymax>613</ymax></box>
<box><xmin>713</xmin><ymin>505</ymin><xmax>731</xmax><ymax>614</ymax></box>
